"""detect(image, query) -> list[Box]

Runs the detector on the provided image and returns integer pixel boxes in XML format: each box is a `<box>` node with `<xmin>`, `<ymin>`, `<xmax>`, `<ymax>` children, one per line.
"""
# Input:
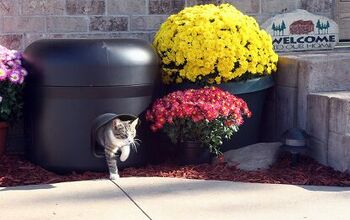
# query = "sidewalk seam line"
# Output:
<box><xmin>110</xmin><ymin>180</ymin><xmax>152</xmax><ymax>220</ymax></box>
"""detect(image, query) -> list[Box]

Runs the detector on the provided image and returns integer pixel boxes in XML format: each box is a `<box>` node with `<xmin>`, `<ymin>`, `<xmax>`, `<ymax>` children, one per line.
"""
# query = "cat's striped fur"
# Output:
<box><xmin>97</xmin><ymin>118</ymin><xmax>139</xmax><ymax>180</ymax></box>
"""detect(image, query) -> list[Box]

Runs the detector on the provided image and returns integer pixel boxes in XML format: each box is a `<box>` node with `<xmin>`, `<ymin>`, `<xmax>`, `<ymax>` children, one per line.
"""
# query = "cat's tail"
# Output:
<box><xmin>120</xmin><ymin>145</ymin><xmax>130</xmax><ymax>162</ymax></box>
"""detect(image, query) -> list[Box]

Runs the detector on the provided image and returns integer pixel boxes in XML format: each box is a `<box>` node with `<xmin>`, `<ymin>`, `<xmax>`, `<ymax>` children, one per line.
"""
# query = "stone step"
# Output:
<box><xmin>277</xmin><ymin>54</ymin><xmax>350</xmax><ymax>130</ymax></box>
<box><xmin>298</xmin><ymin>56</ymin><xmax>350</xmax><ymax>92</ymax></box>
<box><xmin>307</xmin><ymin>91</ymin><xmax>350</xmax><ymax>141</ymax></box>
<box><xmin>277</xmin><ymin>54</ymin><xmax>350</xmax><ymax>92</ymax></box>
<box><xmin>307</xmin><ymin>91</ymin><xmax>350</xmax><ymax>172</ymax></box>
<box><xmin>328</xmin><ymin>133</ymin><xmax>350</xmax><ymax>172</ymax></box>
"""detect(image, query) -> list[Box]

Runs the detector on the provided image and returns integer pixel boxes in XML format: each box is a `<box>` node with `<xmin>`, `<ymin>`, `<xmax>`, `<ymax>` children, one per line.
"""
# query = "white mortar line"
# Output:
<box><xmin>64</xmin><ymin>0</ymin><xmax>67</xmax><ymax>15</ymax></box>
<box><xmin>146</xmin><ymin>0</ymin><xmax>149</xmax><ymax>15</ymax></box>
<box><xmin>259</xmin><ymin>0</ymin><xmax>262</xmax><ymax>14</ymax></box>
<box><xmin>105</xmin><ymin>0</ymin><xmax>108</xmax><ymax>15</ymax></box>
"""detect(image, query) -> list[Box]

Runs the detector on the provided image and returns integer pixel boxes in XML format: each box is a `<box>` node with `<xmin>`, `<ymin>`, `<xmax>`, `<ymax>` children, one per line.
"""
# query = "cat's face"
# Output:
<box><xmin>112</xmin><ymin>118</ymin><xmax>139</xmax><ymax>144</ymax></box>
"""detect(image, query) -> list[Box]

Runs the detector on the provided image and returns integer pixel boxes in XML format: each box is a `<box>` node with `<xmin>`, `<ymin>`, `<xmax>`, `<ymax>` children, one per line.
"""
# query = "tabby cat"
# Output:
<box><xmin>96</xmin><ymin>118</ymin><xmax>139</xmax><ymax>180</ymax></box>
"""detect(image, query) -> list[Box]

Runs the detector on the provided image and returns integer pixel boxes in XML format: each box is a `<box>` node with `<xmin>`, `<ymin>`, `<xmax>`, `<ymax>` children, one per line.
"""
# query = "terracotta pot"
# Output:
<box><xmin>0</xmin><ymin>122</ymin><xmax>9</xmax><ymax>158</ymax></box>
<box><xmin>178</xmin><ymin>141</ymin><xmax>211</xmax><ymax>165</ymax></box>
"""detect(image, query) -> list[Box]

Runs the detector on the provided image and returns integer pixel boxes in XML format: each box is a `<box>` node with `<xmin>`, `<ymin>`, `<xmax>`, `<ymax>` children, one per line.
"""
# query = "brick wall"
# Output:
<box><xmin>0</xmin><ymin>0</ymin><xmax>334</xmax><ymax>51</ymax></box>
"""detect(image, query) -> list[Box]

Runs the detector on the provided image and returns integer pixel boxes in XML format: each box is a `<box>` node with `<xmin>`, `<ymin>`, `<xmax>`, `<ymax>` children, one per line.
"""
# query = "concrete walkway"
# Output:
<box><xmin>1</xmin><ymin>177</ymin><xmax>350</xmax><ymax>220</ymax></box>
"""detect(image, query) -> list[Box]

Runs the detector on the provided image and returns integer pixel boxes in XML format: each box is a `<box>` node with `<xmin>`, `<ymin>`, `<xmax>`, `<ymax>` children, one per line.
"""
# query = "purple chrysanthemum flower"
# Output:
<box><xmin>9</xmin><ymin>72</ymin><xmax>21</xmax><ymax>83</ymax></box>
<box><xmin>0</xmin><ymin>45</ymin><xmax>27</xmax><ymax>84</ymax></box>
<box><xmin>21</xmin><ymin>69</ymin><xmax>28</xmax><ymax>76</ymax></box>
<box><xmin>15</xmin><ymin>59</ymin><xmax>22</xmax><ymax>65</ymax></box>
<box><xmin>6</xmin><ymin>60</ymin><xmax>14</xmax><ymax>67</ymax></box>
<box><xmin>19</xmin><ymin>76</ymin><xmax>24</xmax><ymax>84</ymax></box>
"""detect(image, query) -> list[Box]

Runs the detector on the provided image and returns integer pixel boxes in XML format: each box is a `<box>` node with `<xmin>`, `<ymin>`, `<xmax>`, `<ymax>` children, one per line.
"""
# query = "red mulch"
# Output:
<box><xmin>0</xmin><ymin>155</ymin><xmax>107</xmax><ymax>187</ymax></box>
<box><xmin>1</xmin><ymin>153</ymin><xmax>350</xmax><ymax>187</ymax></box>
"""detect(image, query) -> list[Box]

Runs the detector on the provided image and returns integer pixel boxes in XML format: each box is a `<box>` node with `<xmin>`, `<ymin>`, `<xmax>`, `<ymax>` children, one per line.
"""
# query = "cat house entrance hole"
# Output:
<box><xmin>91</xmin><ymin>113</ymin><xmax>139</xmax><ymax>158</ymax></box>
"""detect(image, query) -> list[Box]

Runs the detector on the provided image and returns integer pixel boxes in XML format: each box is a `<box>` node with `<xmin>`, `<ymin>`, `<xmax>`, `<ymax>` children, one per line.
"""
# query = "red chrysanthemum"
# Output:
<box><xmin>146</xmin><ymin>87</ymin><xmax>252</xmax><ymax>131</ymax></box>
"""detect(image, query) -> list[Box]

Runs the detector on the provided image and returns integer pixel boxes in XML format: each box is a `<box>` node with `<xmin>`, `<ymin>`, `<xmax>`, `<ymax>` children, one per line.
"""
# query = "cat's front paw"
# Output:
<box><xmin>109</xmin><ymin>173</ymin><xmax>120</xmax><ymax>180</ymax></box>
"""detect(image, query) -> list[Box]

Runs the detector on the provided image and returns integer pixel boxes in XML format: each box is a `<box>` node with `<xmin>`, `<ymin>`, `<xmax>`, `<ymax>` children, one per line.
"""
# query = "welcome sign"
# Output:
<box><xmin>261</xmin><ymin>10</ymin><xmax>339</xmax><ymax>52</ymax></box>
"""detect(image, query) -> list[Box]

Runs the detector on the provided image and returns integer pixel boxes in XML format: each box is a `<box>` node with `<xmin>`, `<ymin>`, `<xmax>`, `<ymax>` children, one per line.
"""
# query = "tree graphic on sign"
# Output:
<box><xmin>272</xmin><ymin>23</ymin><xmax>276</xmax><ymax>36</ymax></box>
<box><xmin>316</xmin><ymin>19</ymin><xmax>330</xmax><ymax>34</ymax></box>
<box><xmin>272</xmin><ymin>20</ymin><xmax>286</xmax><ymax>36</ymax></box>
<box><xmin>316</xmin><ymin>20</ymin><xmax>321</xmax><ymax>34</ymax></box>
<box><xmin>281</xmin><ymin>21</ymin><xmax>286</xmax><ymax>35</ymax></box>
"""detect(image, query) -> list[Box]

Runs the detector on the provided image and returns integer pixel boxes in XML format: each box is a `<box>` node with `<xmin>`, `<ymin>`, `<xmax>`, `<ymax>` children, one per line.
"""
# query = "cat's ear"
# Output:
<box><xmin>113</xmin><ymin>118</ymin><xmax>122</xmax><ymax>127</ymax></box>
<box><xmin>130</xmin><ymin>118</ymin><xmax>139</xmax><ymax>128</ymax></box>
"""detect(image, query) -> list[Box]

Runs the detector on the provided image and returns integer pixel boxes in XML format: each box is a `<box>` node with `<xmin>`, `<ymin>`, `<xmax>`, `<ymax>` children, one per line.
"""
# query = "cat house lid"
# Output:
<box><xmin>23</xmin><ymin>39</ymin><xmax>160</xmax><ymax>87</ymax></box>
<box><xmin>92</xmin><ymin>113</ymin><xmax>139</xmax><ymax>135</ymax></box>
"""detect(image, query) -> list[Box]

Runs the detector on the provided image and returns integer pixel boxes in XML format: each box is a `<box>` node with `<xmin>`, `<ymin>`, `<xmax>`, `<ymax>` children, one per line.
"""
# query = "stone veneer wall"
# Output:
<box><xmin>0</xmin><ymin>0</ymin><xmax>334</xmax><ymax>153</ymax></box>
<box><xmin>260</xmin><ymin>49</ymin><xmax>350</xmax><ymax>172</ymax></box>
<box><xmin>262</xmin><ymin>50</ymin><xmax>350</xmax><ymax>137</ymax></box>
<box><xmin>0</xmin><ymin>0</ymin><xmax>334</xmax><ymax>51</ymax></box>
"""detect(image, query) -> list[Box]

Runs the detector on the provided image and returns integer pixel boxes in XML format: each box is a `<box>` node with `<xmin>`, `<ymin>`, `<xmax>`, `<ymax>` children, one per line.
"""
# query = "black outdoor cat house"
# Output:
<box><xmin>23</xmin><ymin>39</ymin><xmax>160</xmax><ymax>173</ymax></box>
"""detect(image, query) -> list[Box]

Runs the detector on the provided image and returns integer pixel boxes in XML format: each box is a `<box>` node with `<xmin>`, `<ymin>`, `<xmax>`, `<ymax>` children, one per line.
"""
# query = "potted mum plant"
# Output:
<box><xmin>153</xmin><ymin>4</ymin><xmax>278</xmax><ymax>150</ymax></box>
<box><xmin>0</xmin><ymin>45</ymin><xmax>27</xmax><ymax>157</ymax></box>
<box><xmin>146</xmin><ymin>87</ymin><xmax>251</xmax><ymax>164</ymax></box>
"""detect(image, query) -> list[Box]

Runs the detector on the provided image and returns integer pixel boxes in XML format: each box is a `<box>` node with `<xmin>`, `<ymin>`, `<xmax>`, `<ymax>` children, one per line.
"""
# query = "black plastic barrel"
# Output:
<box><xmin>23</xmin><ymin>39</ymin><xmax>160</xmax><ymax>173</ymax></box>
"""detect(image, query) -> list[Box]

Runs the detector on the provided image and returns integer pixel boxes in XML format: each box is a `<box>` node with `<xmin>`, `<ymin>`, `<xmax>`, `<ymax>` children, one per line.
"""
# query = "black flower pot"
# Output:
<box><xmin>177</xmin><ymin>141</ymin><xmax>211</xmax><ymax>165</ymax></box>
<box><xmin>165</xmin><ymin>75</ymin><xmax>274</xmax><ymax>152</ymax></box>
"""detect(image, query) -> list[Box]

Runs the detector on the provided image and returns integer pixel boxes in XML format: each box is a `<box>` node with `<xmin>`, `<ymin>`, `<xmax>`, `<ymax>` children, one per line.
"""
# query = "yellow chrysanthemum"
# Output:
<box><xmin>153</xmin><ymin>4</ymin><xmax>278</xmax><ymax>84</ymax></box>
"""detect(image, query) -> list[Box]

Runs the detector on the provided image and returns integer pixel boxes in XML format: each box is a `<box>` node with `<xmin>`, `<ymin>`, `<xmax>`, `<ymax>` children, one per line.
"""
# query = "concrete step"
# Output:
<box><xmin>277</xmin><ymin>54</ymin><xmax>350</xmax><ymax>92</ymax></box>
<box><xmin>276</xmin><ymin>54</ymin><xmax>350</xmax><ymax>130</ymax></box>
<box><xmin>298</xmin><ymin>56</ymin><xmax>350</xmax><ymax>92</ymax></box>
<box><xmin>307</xmin><ymin>91</ymin><xmax>350</xmax><ymax>172</ymax></box>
